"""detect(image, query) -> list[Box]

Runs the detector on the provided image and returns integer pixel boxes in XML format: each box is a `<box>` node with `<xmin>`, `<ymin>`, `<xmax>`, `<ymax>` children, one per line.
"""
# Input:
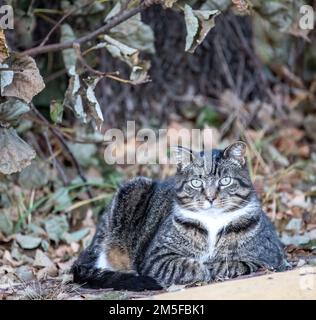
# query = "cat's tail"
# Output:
<box><xmin>71</xmin><ymin>264</ymin><xmax>163</xmax><ymax>291</ymax></box>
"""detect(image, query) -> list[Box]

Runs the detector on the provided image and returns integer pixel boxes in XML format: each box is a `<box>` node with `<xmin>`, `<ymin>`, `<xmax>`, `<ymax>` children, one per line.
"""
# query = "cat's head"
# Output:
<box><xmin>173</xmin><ymin>141</ymin><xmax>254</xmax><ymax>212</ymax></box>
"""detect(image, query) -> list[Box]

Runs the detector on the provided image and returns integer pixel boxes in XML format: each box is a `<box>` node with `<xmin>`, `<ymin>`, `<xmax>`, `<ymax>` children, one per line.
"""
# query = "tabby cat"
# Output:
<box><xmin>72</xmin><ymin>141</ymin><xmax>288</xmax><ymax>291</ymax></box>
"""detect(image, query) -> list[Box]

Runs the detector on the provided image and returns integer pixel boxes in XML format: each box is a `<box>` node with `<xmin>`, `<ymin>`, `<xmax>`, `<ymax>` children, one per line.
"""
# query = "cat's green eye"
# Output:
<box><xmin>219</xmin><ymin>177</ymin><xmax>232</xmax><ymax>187</ymax></box>
<box><xmin>190</xmin><ymin>179</ymin><xmax>203</xmax><ymax>188</ymax></box>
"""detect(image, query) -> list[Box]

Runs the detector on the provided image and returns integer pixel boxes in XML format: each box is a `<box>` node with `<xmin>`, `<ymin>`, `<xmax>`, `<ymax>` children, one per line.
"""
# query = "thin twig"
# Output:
<box><xmin>73</xmin><ymin>43</ymin><xmax>148</xmax><ymax>84</ymax></box>
<box><xmin>22</xmin><ymin>1</ymin><xmax>161</xmax><ymax>57</ymax></box>
<box><xmin>30</xmin><ymin>104</ymin><xmax>93</xmax><ymax>199</ymax></box>
<box><xmin>214</xmin><ymin>38</ymin><xmax>236</xmax><ymax>91</ymax></box>
<box><xmin>43</xmin><ymin>130</ymin><xmax>69</xmax><ymax>185</ymax></box>
<box><xmin>39</xmin><ymin>8</ymin><xmax>77</xmax><ymax>47</ymax></box>
<box><xmin>229</xmin><ymin>15</ymin><xmax>276</xmax><ymax>105</ymax></box>
<box><xmin>39</xmin><ymin>0</ymin><xmax>96</xmax><ymax>47</ymax></box>
<box><xmin>73</xmin><ymin>43</ymin><xmax>116</xmax><ymax>77</ymax></box>
<box><xmin>44</xmin><ymin>68</ymin><xmax>67</xmax><ymax>84</ymax></box>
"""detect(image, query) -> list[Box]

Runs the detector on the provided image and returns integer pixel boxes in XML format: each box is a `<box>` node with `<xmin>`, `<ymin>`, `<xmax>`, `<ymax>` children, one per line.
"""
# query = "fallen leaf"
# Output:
<box><xmin>3</xmin><ymin>250</ymin><xmax>23</xmax><ymax>267</ymax></box>
<box><xmin>18</xmin><ymin>160</ymin><xmax>49</xmax><ymax>189</ymax></box>
<box><xmin>285</xmin><ymin>218</ymin><xmax>302</xmax><ymax>232</ymax></box>
<box><xmin>63</xmin><ymin>228</ymin><xmax>90</xmax><ymax>244</ymax></box>
<box><xmin>44</xmin><ymin>215</ymin><xmax>69</xmax><ymax>244</ymax></box>
<box><xmin>16</xmin><ymin>234</ymin><xmax>42</xmax><ymax>250</ymax></box>
<box><xmin>15</xmin><ymin>265</ymin><xmax>35</xmax><ymax>282</ymax></box>
<box><xmin>0</xmin><ymin>127</ymin><xmax>36</xmax><ymax>175</ymax></box>
<box><xmin>33</xmin><ymin>250</ymin><xmax>55</xmax><ymax>268</ymax></box>
<box><xmin>57</xmin><ymin>257</ymin><xmax>76</xmax><ymax>272</ymax></box>
<box><xmin>0</xmin><ymin>211</ymin><xmax>13</xmax><ymax>235</ymax></box>
<box><xmin>36</xmin><ymin>265</ymin><xmax>58</xmax><ymax>279</ymax></box>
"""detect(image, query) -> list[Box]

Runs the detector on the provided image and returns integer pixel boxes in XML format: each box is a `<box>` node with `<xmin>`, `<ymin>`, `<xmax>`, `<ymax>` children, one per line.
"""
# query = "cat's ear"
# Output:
<box><xmin>223</xmin><ymin>141</ymin><xmax>247</xmax><ymax>166</ymax></box>
<box><xmin>171</xmin><ymin>146</ymin><xmax>195</xmax><ymax>171</ymax></box>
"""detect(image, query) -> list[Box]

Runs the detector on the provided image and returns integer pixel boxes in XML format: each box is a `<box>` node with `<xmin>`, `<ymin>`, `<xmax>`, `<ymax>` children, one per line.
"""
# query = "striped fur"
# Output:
<box><xmin>72</xmin><ymin>142</ymin><xmax>288</xmax><ymax>290</ymax></box>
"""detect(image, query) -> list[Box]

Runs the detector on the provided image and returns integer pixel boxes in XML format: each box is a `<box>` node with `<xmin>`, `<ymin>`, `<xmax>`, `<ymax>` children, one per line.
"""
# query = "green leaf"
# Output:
<box><xmin>197</xmin><ymin>107</ymin><xmax>220</xmax><ymax>128</ymax></box>
<box><xmin>50</xmin><ymin>100</ymin><xmax>64</xmax><ymax>124</ymax></box>
<box><xmin>44</xmin><ymin>215</ymin><xmax>69</xmax><ymax>244</ymax></box>
<box><xmin>16</xmin><ymin>234</ymin><xmax>42</xmax><ymax>249</ymax></box>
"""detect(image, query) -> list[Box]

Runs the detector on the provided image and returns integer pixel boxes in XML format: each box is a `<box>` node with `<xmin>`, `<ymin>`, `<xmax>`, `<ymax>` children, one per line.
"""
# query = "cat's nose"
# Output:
<box><xmin>206</xmin><ymin>195</ymin><xmax>216</xmax><ymax>204</ymax></box>
<box><xmin>204</xmin><ymin>190</ymin><xmax>217</xmax><ymax>204</ymax></box>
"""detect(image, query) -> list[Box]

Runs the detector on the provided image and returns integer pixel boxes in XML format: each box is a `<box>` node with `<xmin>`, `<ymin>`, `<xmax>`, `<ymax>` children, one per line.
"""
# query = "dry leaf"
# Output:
<box><xmin>36</xmin><ymin>266</ymin><xmax>58</xmax><ymax>280</ymax></box>
<box><xmin>0</xmin><ymin>128</ymin><xmax>36</xmax><ymax>175</ymax></box>
<box><xmin>184</xmin><ymin>5</ymin><xmax>220</xmax><ymax>53</ymax></box>
<box><xmin>0</xmin><ymin>29</ymin><xmax>9</xmax><ymax>63</ymax></box>
<box><xmin>163</xmin><ymin>0</ymin><xmax>178</xmax><ymax>8</ymax></box>
<box><xmin>1</xmin><ymin>53</ymin><xmax>45</xmax><ymax>103</ymax></box>
<box><xmin>16</xmin><ymin>234</ymin><xmax>42</xmax><ymax>250</ymax></box>
<box><xmin>0</xmin><ymin>98</ymin><xmax>30</xmax><ymax>123</ymax></box>
<box><xmin>33</xmin><ymin>250</ymin><xmax>55</xmax><ymax>268</ymax></box>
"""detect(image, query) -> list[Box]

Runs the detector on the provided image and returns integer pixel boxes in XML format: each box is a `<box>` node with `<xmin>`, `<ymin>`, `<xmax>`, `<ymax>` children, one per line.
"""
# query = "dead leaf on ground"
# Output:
<box><xmin>0</xmin><ymin>127</ymin><xmax>36</xmax><ymax>175</ymax></box>
<box><xmin>33</xmin><ymin>250</ymin><xmax>55</xmax><ymax>268</ymax></box>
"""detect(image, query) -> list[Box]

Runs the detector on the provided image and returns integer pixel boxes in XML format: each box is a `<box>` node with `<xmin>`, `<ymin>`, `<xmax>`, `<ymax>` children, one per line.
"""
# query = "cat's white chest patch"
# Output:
<box><xmin>175</xmin><ymin>204</ymin><xmax>251</xmax><ymax>260</ymax></box>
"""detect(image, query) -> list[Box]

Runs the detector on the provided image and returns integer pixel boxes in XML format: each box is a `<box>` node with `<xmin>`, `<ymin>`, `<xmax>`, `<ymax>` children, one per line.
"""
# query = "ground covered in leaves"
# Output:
<box><xmin>1</xmin><ymin>111</ymin><xmax>316</xmax><ymax>299</ymax></box>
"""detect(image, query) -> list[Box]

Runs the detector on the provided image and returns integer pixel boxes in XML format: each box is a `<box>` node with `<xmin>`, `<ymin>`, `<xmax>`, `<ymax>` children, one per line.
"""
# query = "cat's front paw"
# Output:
<box><xmin>209</xmin><ymin>261</ymin><xmax>251</xmax><ymax>281</ymax></box>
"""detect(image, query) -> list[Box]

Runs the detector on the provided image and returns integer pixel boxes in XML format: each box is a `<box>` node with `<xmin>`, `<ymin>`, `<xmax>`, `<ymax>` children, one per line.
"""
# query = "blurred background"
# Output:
<box><xmin>0</xmin><ymin>0</ymin><xmax>315</xmax><ymax>299</ymax></box>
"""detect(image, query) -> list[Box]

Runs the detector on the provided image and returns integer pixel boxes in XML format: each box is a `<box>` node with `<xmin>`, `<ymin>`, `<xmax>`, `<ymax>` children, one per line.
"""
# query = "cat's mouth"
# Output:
<box><xmin>198</xmin><ymin>200</ymin><xmax>230</xmax><ymax>213</ymax></box>
<box><xmin>196</xmin><ymin>200</ymin><xmax>224</xmax><ymax>212</ymax></box>
<box><xmin>202</xmin><ymin>201</ymin><xmax>212</xmax><ymax>210</ymax></box>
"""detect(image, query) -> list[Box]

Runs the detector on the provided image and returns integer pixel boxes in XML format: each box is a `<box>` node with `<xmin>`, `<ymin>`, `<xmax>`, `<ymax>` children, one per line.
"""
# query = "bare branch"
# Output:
<box><xmin>39</xmin><ymin>0</ymin><xmax>96</xmax><ymax>47</ymax></box>
<box><xmin>21</xmin><ymin>1</ymin><xmax>161</xmax><ymax>57</ymax></box>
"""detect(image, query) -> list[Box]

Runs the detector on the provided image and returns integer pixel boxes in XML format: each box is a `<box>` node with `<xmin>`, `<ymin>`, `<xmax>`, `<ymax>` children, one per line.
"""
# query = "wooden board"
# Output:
<box><xmin>141</xmin><ymin>268</ymin><xmax>316</xmax><ymax>300</ymax></box>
